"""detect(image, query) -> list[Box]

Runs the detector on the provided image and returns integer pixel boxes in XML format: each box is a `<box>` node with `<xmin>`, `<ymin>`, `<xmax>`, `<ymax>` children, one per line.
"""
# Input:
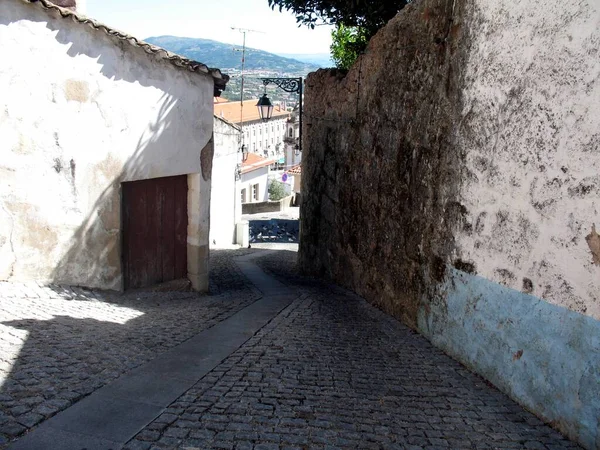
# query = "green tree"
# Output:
<box><xmin>268</xmin><ymin>180</ymin><xmax>288</xmax><ymax>201</ymax></box>
<box><xmin>330</xmin><ymin>24</ymin><xmax>368</xmax><ymax>70</ymax></box>
<box><xmin>268</xmin><ymin>0</ymin><xmax>409</xmax><ymax>67</ymax></box>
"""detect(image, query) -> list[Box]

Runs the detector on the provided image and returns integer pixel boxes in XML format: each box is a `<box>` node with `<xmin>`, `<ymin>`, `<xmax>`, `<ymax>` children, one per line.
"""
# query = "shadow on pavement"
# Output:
<box><xmin>0</xmin><ymin>249</ymin><xmax>260</xmax><ymax>447</ymax></box>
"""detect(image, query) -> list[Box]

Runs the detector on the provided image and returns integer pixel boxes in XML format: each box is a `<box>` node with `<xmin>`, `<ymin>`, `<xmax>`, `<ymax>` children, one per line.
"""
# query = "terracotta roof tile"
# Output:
<box><xmin>288</xmin><ymin>164</ymin><xmax>301</xmax><ymax>175</ymax></box>
<box><xmin>241</xmin><ymin>153</ymin><xmax>277</xmax><ymax>174</ymax></box>
<box><xmin>214</xmin><ymin>99</ymin><xmax>289</xmax><ymax>124</ymax></box>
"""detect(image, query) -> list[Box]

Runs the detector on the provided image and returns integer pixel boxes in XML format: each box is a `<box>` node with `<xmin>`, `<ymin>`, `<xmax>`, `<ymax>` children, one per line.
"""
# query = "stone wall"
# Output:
<box><xmin>301</xmin><ymin>0</ymin><xmax>463</xmax><ymax>326</ymax></box>
<box><xmin>0</xmin><ymin>0</ymin><xmax>216</xmax><ymax>290</ymax></box>
<box><xmin>241</xmin><ymin>195</ymin><xmax>294</xmax><ymax>215</ymax></box>
<box><xmin>300</xmin><ymin>0</ymin><xmax>600</xmax><ymax>447</ymax></box>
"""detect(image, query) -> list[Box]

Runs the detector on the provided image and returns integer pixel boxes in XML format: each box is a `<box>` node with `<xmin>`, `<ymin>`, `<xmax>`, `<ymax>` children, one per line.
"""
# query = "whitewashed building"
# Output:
<box><xmin>284</xmin><ymin>108</ymin><xmax>302</xmax><ymax>170</ymax></box>
<box><xmin>210</xmin><ymin>116</ymin><xmax>242</xmax><ymax>248</ymax></box>
<box><xmin>0</xmin><ymin>0</ymin><xmax>228</xmax><ymax>291</ymax></box>
<box><xmin>240</xmin><ymin>154</ymin><xmax>277</xmax><ymax>204</ymax></box>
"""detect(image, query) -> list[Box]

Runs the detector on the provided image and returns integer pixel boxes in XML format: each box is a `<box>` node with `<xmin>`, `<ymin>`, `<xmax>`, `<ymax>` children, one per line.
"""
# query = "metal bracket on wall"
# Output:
<box><xmin>261</xmin><ymin>78</ymin><xmax>302</xmax><ymax>94</ymax></box>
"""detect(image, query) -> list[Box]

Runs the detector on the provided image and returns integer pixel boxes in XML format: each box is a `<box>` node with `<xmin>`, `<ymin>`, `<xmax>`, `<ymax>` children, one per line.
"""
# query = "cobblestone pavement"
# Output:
<box><xmin>0</xmin><ymin>249</ymin><xmax>259</xmax><ymax>447</ymax></box>
<box><xmin>126</xmin><ymin>250</ymin><xmax>578</xmax><ymax>450</ymax></box>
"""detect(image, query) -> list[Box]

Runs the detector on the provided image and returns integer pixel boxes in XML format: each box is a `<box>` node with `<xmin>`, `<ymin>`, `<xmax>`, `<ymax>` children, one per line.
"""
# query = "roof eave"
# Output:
<box><xmin>22</xmin><ymin>0</ymin><xmax>230</xmax><ymax>96</ymax></box>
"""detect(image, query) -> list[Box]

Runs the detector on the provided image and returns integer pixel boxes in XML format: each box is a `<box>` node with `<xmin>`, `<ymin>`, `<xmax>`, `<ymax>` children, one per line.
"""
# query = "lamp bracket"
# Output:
<box><xmin>261</xmin><ymin>77</ymin><xmax>302</xmax><ymax>94</ymax></box>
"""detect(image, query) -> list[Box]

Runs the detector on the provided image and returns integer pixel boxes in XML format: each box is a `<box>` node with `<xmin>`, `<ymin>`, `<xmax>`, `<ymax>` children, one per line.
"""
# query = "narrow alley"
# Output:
<box><xmin>0</xmin><ymin>248</ymin><xmax>579</xmax><ymax>449</ymax></box>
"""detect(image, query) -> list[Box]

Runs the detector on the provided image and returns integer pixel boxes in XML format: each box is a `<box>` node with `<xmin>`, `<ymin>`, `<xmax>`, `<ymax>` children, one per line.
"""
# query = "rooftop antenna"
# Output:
<box><xmin>231</xmin><ymin>27</ymin><xmax>265</xmax><ymax>149</ymax></box>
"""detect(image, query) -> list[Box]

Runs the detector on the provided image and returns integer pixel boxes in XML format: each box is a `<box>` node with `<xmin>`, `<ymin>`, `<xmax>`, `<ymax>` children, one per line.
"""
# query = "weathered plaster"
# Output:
<box><xmin>586</xmin><ymin>225</ymin><xmax>600</xmax><ymax>267</ymax></box>
<box><xmin>188</xmin><ymin>168</ymin><xmax>212</xmax><ymax>292</ymax></box>
<box><xmin>0</xmin><ymin>0</ymin><xmax>215</xmax><ymax>290</ymax></box>
<box><xmin>454</xmin><ymin>0</ymin><xmax>600</xmax><ymax>320</ymax></box>
<box><xmin>420</xmin><ymin>269</ymin><xmax>600</xmax><ymax>449</ymax></box>
<box><xmin>300</xmin><ymin>0</ymin><xmax>600</xmax><ymax>447</ymax></box>
<box><xmin>210</xmin><ymin>117</ymin><xmax>241</xmax><ymax>248</ymax></box>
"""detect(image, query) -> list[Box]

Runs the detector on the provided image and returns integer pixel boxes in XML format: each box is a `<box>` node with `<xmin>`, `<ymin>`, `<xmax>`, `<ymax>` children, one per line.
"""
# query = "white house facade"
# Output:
<box><xmin>240</xmin><ymin>154</ymin><xmax>277</xmax><ymax>204</ymax></box>
<box><xmin>210</xmin><ymin>116</ymin><xmax>242</xmax><ymax>248</ymax></box>
<box><xmin>0</xmin><ymin>0</ymin><xmax>228</xmax><ymax>291</ymax></box>
<box><xmin>284</xmin><ymin>111</ymin><xmax>302</xmax><ymax>170</ymax></box>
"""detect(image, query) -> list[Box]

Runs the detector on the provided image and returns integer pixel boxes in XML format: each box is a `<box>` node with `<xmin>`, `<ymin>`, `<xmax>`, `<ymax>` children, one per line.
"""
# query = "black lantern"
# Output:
<box><xmin>294</xmin><ymin>144</ymin><xmax>300</xmax><ymax>156</ymax></box>
<box><xmin>241</xmin><ymin>144</ymin><xmax>249</xmax><ymax>162</ymax></box>
<box><xmin>260</xmin><ymin>77</ymin><xmax>303</xmax><ymax>153</ymax></box>
<box><xmin>256</xmin><ymin>94</ymin><xmax>274</xmax><ymax>121</ymax></box>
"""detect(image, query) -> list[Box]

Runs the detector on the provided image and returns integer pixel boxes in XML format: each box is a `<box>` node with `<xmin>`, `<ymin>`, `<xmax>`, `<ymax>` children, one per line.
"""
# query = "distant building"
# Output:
<box><xmin>288</xmin><ymin>164</ymin><xmax>302</xmax><ymax>195</ymax></box>
<box><xmin>210</xmin><ymin>116</ymin><xmax>241</xmax><ymax>248</ymax></box>
<box><xmin>240</xmin><ymin>153</ymin><xmax>277</xmax><ymax>204</ymax></box>
<box><xmin>284</xmin><ymin>107</ymin><xmax>302</xmax><ymax>169</ymax></box>
<box><xmin>214</xmin><ymin>99</ymin><xmax>289</xmax><ymax>158</ymax></box>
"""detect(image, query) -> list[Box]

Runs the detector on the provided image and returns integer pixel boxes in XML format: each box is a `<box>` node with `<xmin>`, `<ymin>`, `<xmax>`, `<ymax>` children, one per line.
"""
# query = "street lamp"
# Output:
<box><xmin>257</xmin><ymin>77</ymin><xmax>303</xmax><ymax>153</ymax></box>
<box><xmin>256</xmin><ymin>94</ymin><xmax>274</xmax><ymax>121</ymax></box>
<box><xmin>240</xmin><ymin>144</ymin><xmax>249</xmax><ymax>162</ymax></box>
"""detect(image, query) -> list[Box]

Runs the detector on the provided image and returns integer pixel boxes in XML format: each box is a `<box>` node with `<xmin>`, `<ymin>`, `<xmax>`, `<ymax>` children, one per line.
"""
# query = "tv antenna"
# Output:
<box><xmin>231</xmin><ymin>27</ymin><xmax>265</xmax><ymax>145</ymax></box>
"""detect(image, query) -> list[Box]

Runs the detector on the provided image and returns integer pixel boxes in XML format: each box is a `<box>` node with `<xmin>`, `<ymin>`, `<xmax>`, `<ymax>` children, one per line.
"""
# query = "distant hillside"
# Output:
<box><xmin>278</xmin><ymin>53</ymin><xmax>334</xmax><ymax>68</ymax></box>
<box><xmin>144</xmin><ymin>36</ymin><xmax>319</xmax><ymax>72</ymax></box>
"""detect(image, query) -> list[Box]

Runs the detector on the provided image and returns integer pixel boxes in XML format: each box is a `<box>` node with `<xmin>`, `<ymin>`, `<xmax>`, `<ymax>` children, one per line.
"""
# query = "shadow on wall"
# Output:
<box><xmin>1</xmin><ymin>3</ymin><xmax>211</xmax><ymax>289</ymax></box>
<box><xmin>49</xmin><ymin>91</ymin><xmax>180</xmax><ymax>290</ymax></box>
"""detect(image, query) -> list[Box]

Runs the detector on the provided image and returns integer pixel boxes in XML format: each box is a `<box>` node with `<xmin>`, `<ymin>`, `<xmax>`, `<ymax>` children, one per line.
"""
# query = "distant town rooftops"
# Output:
<box><xmin>19</xmin><ymin>0</ymin><xmax>229</xmax><ymax>96</ymax></box>
<box><xmin>241</xmin><ymin>153</ymin><xmax>277</xmax><ymax>174</ymax></box>
<box><xmin>288</xmin><ymin>164</ymin><xmax>301</xmax><ymax>175</ymax></box>
<box><xmin>215</xmin><ymin>99</ymin><xmax>289</xmax><ymax>125</ymax></box>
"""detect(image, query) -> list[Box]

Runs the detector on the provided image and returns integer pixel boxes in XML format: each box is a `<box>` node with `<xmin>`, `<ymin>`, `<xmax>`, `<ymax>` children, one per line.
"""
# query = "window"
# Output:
<box><xmin>252</xmin><ymin>184</ymin><xmax>259</xmax><ymax>201</ymax></box>
<box><xmin>289</xmin><ymin>128</ymin><xmax>293</xmax><ymax>138</ymax></box>
<box><xmin>253</xmin><ymin>130</ymin><xmax>255</xmax><ymax>136</ymax></box>
<box><xmin>241</xmin><ymin>188</ymin><xmax>247</xmax><ymax>204</ymax></box>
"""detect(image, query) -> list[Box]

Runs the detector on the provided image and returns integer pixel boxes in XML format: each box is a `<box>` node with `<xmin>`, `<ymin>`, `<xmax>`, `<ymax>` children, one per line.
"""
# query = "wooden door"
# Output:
<box><xmin>122</xmin><ymin>175</ymin><xmax>188</xmax><ymax>290</ymax></box>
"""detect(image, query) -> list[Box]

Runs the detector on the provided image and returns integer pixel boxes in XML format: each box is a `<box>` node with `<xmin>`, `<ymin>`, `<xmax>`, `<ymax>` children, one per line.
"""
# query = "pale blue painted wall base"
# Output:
<box><xmin>418</xmin><ymin>268</ymin><xmax>600</xmax><ymax>449</ymax></box>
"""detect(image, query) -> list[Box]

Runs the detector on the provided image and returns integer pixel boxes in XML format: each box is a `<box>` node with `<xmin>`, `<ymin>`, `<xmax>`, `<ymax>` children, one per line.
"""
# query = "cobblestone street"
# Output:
<box><xmin>0</xmin><ymin>249</ymin><xmax>258</xmax><ymax>447</ymax></box>
<box><xmin>1</xmin><ymin>248</ymin><xmax>579</xmax><ymax>449</ymax></box>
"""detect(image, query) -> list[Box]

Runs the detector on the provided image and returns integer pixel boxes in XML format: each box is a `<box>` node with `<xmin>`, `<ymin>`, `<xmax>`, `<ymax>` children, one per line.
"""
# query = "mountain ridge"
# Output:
<box><xmin>144</xmin><ymin>35</ymin><xmax>320</xmax><ymax>73</ymax></box>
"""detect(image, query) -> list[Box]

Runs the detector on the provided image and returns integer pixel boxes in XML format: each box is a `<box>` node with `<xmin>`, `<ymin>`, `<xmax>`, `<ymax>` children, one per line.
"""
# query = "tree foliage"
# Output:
<box><xmin>330</xmin><ymin>25</ymin><xmax>368</xmax><ymax>70</ymax></box>
<box><xmin>268</xmin><ymin>180</ymin><xmax>288</xmax><ymax>201</ymax></box>
<box><xmin>268</xmin><ymin>0</ymin><xmax>409</xmax><ymax>68</ymax></box>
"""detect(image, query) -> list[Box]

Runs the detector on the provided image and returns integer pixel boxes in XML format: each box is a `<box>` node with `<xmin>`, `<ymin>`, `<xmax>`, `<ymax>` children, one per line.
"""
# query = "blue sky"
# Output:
<box><xmin>86</xmin><ymin>0</ymin><xmax>333</xmax><ymax>55</ymax></box>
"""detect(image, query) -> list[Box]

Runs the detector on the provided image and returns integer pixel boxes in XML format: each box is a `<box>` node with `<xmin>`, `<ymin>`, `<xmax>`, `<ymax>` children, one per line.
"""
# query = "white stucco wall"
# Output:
<box><xmin>421</xmin><ymin>1</ymin><xmax>600</xmax><ymax>448</ymax></box>
<box><xmin>241</xmin><ymin>167</ymin><xmax>269</xmax><ymax>203</ymax></box>
<box><xmin>284</xmin><ymin>143</ymin><xmax>302</xmax><ymax>169</ymax></box>
<box><xmin>0</xmin><ymin>0</ymin><xmax>215</xmax><ymax>290</ymax></box>
<box><xmin>284</xmin><ymin>119</ymin><xmax>301</xmax><ymax>169</ymax></box>
<box><xmin>210</xmin><ymin>117</ymin><xmax>241</xmax><ymax>248</ymax></box>
<box><xmin>242</xmin><ymin>117</ymin><xmax>287</xmax><ymax>156</ymax></box>
<box><xmin>453</xmin><ymin>0</ymin><xmax>600</xmax><ymax>320</ymax></box>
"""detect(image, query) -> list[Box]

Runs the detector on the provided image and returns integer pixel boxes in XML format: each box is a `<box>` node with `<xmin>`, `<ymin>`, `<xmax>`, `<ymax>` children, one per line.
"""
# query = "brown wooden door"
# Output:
<box><xmin>122</xmin><ymin>175</ymin><xmax>188</xmax><ymax>290</ymax></box>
